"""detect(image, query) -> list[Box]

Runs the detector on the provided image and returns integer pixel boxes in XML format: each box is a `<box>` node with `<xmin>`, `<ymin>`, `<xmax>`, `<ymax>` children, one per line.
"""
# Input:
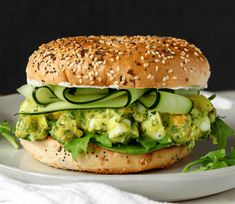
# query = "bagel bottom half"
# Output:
<box><xmin>20</xmin><ymin>137</ymin><xmax>190</xmax><ymax>174</ymax></box>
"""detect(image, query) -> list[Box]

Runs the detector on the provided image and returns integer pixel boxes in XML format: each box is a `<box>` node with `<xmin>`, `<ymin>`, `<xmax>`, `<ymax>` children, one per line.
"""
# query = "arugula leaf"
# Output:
<box><xmin>138</xmin><ymin>137</ymin><xmax>158</xmax><ymax>150</ymax></box>
<box><xmin>0</xmin><ymin>121</ymin><xmax>19</xmax><ymax>149</ymax></box>
<box><xmin>183</xmin><ymin>117</ymin><xmax>234</xmax><ymax>173</ymax></box>
<box><xmin>94</xmin><ymin>134</ymin><xmax>112</xmax><ymax>148</ymax></box>
<box><xmin>211</xmin><ymin>117</ymin><xmax>234</xmax><ymax>149</ymax></box>
<box><xmin>138</xmin><ymin>135</ymin><xmax>172</xmax><ymax>151</ymax></box>
<box><xmin>183</xmin><ymin>148</ymin><xmax>235</xmax><ymax>173</ymax></box>
<box><xmin>64</xmin><ymin>134</ymin><xmax>113</xmax><ymax>160</ymax></box>
<box><xmin>183</xmin><ymin>149</ymin><xmax>224</xmax><ymax>172</ymax></box>
<box><xmin>99</xmin><ymin>143</ymin><xmax>171</xmax><ymax>154</ymax></box>
<box><xmin>64</xmin><ymin>134</ymin><xmax>93</xmax><ymax>160</ymax></box>
<box><xmin>223</xmin><ymin>147</ymin><xmax>235</xmax><ymax>166</ymax></box>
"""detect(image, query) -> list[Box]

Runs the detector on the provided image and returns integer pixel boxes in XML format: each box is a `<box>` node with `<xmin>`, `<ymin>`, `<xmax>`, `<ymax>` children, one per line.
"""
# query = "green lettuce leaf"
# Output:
<box><xmin>64</xmin><ymin>133</ymin><xmax>173</xmax><ymax>160</ymax></box>
<box><xmin>211</xmin><ymin>117</ymin><xmax>234</xmax><ymax>149</ymax></box>
<box><xmin>99</xmin><ymin>143</ymin><xmax>171</xmax><ymax>154</ymax></box>
<box><xmin>94</xmin><ymin>134</ymin><xmax>112</xmax><ymax>148</ymax></box>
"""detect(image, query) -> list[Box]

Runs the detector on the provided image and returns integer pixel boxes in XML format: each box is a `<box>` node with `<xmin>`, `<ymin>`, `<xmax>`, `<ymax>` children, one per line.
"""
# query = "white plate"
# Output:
<box><xmin>0</xmin><ymin>93</ymin><xmax>234</xmax><ymax>202</ymax></box>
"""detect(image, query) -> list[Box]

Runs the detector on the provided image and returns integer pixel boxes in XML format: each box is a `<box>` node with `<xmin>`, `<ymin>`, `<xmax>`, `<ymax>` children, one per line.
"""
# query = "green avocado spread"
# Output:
<box><xmin>16</xmin><ymin>95</ymin><xmax>216</xmax><ymax>149</ymax></box>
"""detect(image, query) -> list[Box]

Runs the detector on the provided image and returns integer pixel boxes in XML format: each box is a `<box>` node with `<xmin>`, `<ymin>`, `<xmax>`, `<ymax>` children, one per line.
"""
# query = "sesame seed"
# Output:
<box><xmin>172</xmin><ymin>76</ymin><xmax>178</xmax><ymax>80</ymax></box>
<box><xmin>114</xmin><ymin>81</ymin><xmax>119</xmax><ymax>85</ymax></box>
<box><xmin>133</xmin><ymin>76</ymin><xmax>139</xmax><ymax>80</ymax></box>
<box><xmin>147</xmin><ymin>74</ymin><xmax>152</xmax><ymax>79</ymax></box>
<box><xmin>168</xmin><ymin>69</ymin><xmax>173</xmax><ymax>73</ymax></box>
<box><xmin>155</xmin><ymin>66</ymin><xmax>159</xmax><ymax>72</ymax></box>
<box><xmin>162</xmin><ymin>76</ymin><xmax>167</xmax><ymax>82</ymax></box>
<box><xmin>107</xmin><ymin>73</ymin><xmax>112</xmax><ymax>77</ymax></box>
<box><xmin>89</xmin><ymin>76</ymin><xmax>94</xmax><ymax>81</ymax></box>
<box><xmin>161</xmin><ymin>82</ymin><xmax>167</xmax><ymax>86</ymax></box>
<box><xmin>116</xmin><ymin>66</ymin><xmax>120</xmax><ymax>71</ymax></box>
<box><xmin>180</xmin><ymin>62</ymin><xmax>184</xmax><ymax>67</ymax></box>
<box><xmin>155</xmin><ymin>59</ymin><xmax>160</xmax><ymax>63</ymax></box>
<box><xmin>194</xmin><ymin>52</ymin><xmax>199</xmax><ymax>56</ymax></box>
<box><xmin>144</xmin><ymin>63</ymin><xmax>149</xmax><ymax>67</ymax></box>
<box><xmin>140</xmin><ymin>56</ymin><xmax>144</xmax><ymax>60</ymax></box>
<box><xmin>110</xmin><ymin>58</ymin><xmax>114</xmax><ymax>62</ymax></box>
<box><xmin>88</xmin><ymin>72</ymin><xmax>93</xmax><ymax>77</ymax></box>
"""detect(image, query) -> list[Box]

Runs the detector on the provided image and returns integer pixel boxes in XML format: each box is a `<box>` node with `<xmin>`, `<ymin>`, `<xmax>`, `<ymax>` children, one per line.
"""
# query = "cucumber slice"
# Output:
<box><xmin>18</xmin><ymin>85</ymin><xmax>146</xmax><ymax>111</ymax></box>
<box><xmin>64</xmin><ymin>88</ymin><xmax>109</xmax><ymax>103</ymax></box>
<box><xmin>138</xmin><ymin>90</ymin><xmax>160</xmax><ymax>109</ymax></box>
<box><xmin>53</xmin><ymin>86</ymin><xmax>129</xmax><ymax>104</ymax></box>
<box><xmin>19</xmin><ymin>94</ymin><xmax>130</xmax><ymax>114</ymax></box>
<box><xmin>65</xmin><ymin>93</ymin><xmax>107</xmax><ymax>103</ymax></box>
<box><xmin>128</xmin><ymin>89</ymin><xmax>146</xmax><ymax>104</ymax></box>
<box><xmin>65</xmin><ymin>87</ymin><xmax>109</xmax><ymax>103</ymax></box>
<box><xmin>154</xmin><ymin>91</ymin><xmax>193</xmax><ymax>114</ymax></box>
<box><xmin>70</xmin><ymin>87</ymin><xmax>109</xmax><ymax>95</ymax></box>
<box><xmin>174</xmin><ymin>89</ymin><xmax>200</xmax><ymax>96</ymax></box>
<box><xmin>19</xmin><ymin>88</ymin><xmax>147</xmax><ymax>114</ymax></box>
<box><xmin>32</xmin><ymin>86</ymin><xmax>59</xmax><ymax>105</ymax></box>
<box><xmin>17</xmin><ymin>84</ymin><xmax>34</xmax><ymax>99</ymax></box>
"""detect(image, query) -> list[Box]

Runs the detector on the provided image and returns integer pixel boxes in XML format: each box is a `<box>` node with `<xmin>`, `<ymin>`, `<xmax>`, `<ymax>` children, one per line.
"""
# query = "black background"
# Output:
<box><xmin>0</xmin><ymin>0</ymin><xmax>235</xmax><ymax>94</ymax></box>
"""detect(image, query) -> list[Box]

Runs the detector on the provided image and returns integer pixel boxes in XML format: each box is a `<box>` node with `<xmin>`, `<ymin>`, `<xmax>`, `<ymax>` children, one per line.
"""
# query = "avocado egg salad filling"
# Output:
<box><xmin>15</xmin><ymin>84</ymin><xmax>226</xmax><ymax>160</ymax></box>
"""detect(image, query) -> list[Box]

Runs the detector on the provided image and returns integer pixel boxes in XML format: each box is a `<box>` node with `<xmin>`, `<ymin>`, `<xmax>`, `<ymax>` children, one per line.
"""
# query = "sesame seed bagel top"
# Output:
<box><xmin>26</xmin><ymin>36</ymin><xmax>210</xmax><ymax>89</ymax></box>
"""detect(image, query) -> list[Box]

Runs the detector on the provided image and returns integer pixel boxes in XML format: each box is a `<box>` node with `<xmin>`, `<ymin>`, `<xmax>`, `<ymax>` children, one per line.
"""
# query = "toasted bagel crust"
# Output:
<box><xmin>27</xmin><ymin>36</ymin><xmax>210</xmax><ymax>89</ymax></box>
<box><xmin>20</xmin><ymin>138</ymin><xmax>190</xmax><ymax>174</ymax></box>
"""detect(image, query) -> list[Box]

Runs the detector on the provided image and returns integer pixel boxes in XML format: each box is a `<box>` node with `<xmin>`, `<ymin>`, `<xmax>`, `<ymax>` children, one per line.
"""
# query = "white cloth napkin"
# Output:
<box><xmin>0</xmin><ymin>175</ymin><xmax>166</xmax><ymax>204</ymax></box>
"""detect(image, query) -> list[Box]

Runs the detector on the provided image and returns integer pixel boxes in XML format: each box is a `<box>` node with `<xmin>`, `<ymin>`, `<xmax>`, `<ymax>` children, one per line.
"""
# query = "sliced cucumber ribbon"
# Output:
<box><xmin>17</xmin><ymin>84</ymin><xmax>34</xmax><ymax>99</ymax></box>
<box><xmin>154</xmin><ymin>91</ymin><xmax>193</xmax><ymax>114</ymax></box>
<box><xmin>33</xmin><ymin>86</ymin><xmax>59</xmax><ymax>105</ymax></box>
<box><xmin>17</xmin><ymin>84</ymin><xmax>194</xmax><ymax>115</ymax></box>
<box><xmin>138</xmin><ymin>90</ymin><xmax>160</xmax><ymax>109</ymax></box>
<box><xmin>17</xmin><ymin>84</ymin><xmax>146</xmax><ymax>110</ymax></box>
<box><xmin>138</xmin><ymin>90</ymin><xmax>193</xmax><ymax>114</ymax></box>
